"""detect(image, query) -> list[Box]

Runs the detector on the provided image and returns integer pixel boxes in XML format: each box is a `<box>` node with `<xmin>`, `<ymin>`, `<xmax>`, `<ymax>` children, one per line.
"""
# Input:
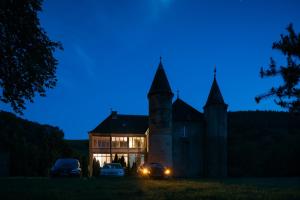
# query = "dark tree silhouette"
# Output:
<box><xmin>113</xmin><ymin>154</ymin><xmax>119</xmax><ymax>163</ymax></box>
<box><xmin>130</xmin><ymin>162</ymin><xmax>137</xmax><ymax>176</ymax></box>
<box><xmin>256</xmin><ymin>24</ymin><xmax>300</xmax><ymax>112</ymax></box>
<box><xmin>92</xmin><ymin>158</ymin><xmax>100</xmax><ymax>177</ymax></box>
<box><xmin>0</xmin><ymin>111</ymin><xmax>71</xmax><ymax>176</ymax></box>
<box><xmin>0</xmin><ymin>0</ymin><xmax>62</xmax><ymax>114</ymax></box>
<box><xmin>119</xmin><ymin>155</ymin><xmax>126</xmax><ymax>167</ymax></box>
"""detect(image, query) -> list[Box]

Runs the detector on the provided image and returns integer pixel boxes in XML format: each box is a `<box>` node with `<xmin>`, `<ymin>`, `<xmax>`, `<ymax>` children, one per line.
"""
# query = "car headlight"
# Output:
<box><xmin>164</xmin><ymin>169</ymin><xmax>171</xmax><ymax>175</ymax></box>
<box><xmin>71</xmin><ymin>169</ymin><xmax>79</xmax><ymax>173</ymax></box>
<box><xmin>142</xmin><ymin>168</ymin><xmax>150</xmax><ymax>175</ymax></box>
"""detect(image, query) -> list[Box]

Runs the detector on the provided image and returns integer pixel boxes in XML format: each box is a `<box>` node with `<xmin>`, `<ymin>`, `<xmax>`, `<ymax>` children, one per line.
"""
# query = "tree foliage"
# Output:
<box><xmin>256</xmin><ymin>24</ymin><xmax>300</xmax><ymax>112</ymax></box>
<box><xmin>228</xmin><ymin>111</ymin><xmax>300</xmax><ymax>177</ymax></box>
<box><xmin>0</xmin><ymin>0</ymin><xmax>62</xmax><ymax>114</ymax></box>
<box><xmin>119</xmin><ymin>155</ymin><xmax>126</xmax><ymax>168</ymax></box>
<box><xmin>65</xmin><ymin>140</ymin><xmax>89</xmax><ymax>177</ymax></box>
<box><xmin>92</xmin><ymin>158</ymin><xmax>100</xmax><ymax>177</ymax></box>
<box><xmin>112</xmin><ymin>154</ymin><xmax>126</xmax><ymax>167</ymax></box>
<box><xmin>113</xmin><ymin>154</ymin><xmax>119</xmax><ymax>163</ymax></box>
<box><xmin>0</xmin><ymin>111</ymin><xmax>72</xmax><ymax>176</ymax></box>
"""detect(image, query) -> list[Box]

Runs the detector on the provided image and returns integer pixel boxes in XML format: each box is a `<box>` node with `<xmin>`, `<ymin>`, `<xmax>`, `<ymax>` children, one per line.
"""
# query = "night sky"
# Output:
<box><xmin>1</xmin><ymin>0</ymin><xmax>300</xmax><ymax>139</ymax></box>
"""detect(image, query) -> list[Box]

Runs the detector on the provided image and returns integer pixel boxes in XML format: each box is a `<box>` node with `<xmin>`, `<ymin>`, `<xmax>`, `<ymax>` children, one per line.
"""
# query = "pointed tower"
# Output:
<box><xmin>204</xmin><ymin>66</ymin><xmax>228</xmax><ymax>177</ymax></box>
<box><xmin>147</xmin><ymin>57</ymin><xmax>174</xmax><ymax>167</ymax></box>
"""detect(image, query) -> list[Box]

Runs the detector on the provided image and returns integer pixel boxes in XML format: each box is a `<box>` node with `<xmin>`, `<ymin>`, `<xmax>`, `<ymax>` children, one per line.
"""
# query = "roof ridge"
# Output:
<box><xmin>114</xmin><ymin>114</ymin><xmax>148</xmax><ymax>117</ymax></box>
<box><xmin>173</xmin><ymin>98</ymin><xmax>202</xmax><ymax>114</ymax></box>
<box><xmin>90</xmin><ymin>113</ymin><xmax>149</xmax><ymax>134</ymax></box>
<box><xmin>173</xmin><ymin>98</ymin><xmax>203</xmax><ymax>121</ymax></box>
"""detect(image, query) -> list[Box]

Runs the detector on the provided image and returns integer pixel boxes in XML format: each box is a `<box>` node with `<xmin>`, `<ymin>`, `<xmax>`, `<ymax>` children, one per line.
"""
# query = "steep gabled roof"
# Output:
<box><xmin>205</xmin><ymin>77</ymin><xmax>225</xmax><ymax>107</ymax></box>
<box><xmin>172</xmin><ymin>98</ymin><xmax>203</xmax><ymax>121</ymax></box>
<box><xmin>148</xmin><ymin>58</ymin><xmax>173</xmax><ymax>97</ymax></box>
<box><xmin>90</xmin><ymin>112</ymin><xmax>148</xmax><ymax>134</ymax></box>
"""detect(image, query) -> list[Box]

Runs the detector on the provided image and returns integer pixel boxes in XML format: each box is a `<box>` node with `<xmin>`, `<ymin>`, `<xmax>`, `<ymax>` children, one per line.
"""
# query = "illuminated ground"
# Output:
<box><xmin>0</xmin><ymin>177</ymin><xmax>299</xmax><ymax>200</ymax></box>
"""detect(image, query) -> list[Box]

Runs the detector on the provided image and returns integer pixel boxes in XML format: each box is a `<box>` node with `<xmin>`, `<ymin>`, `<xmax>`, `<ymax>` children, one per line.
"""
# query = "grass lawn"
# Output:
<box><xmin>0</xmin><ymin>177</ymin><xmax>299</xmax><ymax>200</ymax></box>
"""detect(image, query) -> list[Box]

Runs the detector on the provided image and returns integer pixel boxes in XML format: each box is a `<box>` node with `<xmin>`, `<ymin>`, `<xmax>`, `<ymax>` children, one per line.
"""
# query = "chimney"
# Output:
<box><xmin>111</xmin><ymin>111</ymin><xmax>118</xmax><ymax>119</ymax></box>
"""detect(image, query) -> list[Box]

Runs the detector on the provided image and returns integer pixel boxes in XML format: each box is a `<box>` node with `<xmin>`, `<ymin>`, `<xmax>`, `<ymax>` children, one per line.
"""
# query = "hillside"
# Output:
<box><xmin>65</xmin><ymin>140</ymin><xmax>88</xmax><ymax>156</ymax></box>
<box><xmin>228</xmin><ymin>111</ymin><xmax>300</xmax><ymax>176</ymax></box>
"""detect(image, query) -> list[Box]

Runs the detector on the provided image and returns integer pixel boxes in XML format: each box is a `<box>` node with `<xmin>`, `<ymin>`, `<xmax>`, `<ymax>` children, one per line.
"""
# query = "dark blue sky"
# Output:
<box><xmin>1</xmin><ymin>0</ymin><xmax>300</xmax><ymax>139</ymax></box>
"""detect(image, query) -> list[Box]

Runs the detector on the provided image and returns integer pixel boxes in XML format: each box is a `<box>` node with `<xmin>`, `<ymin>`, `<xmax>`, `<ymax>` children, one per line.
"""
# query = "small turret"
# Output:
<box><xmin>205</xmin><ymin>76</ymin><xmax>225</xmax><ymax>107</ymax></box>
<box><xmin>204</xmin><ymin>66</ymin><xmax>228</xmax><ymax>177</ymax></box>
<box><xmin>147</xmin><ymin>57</ymin><xmax>174</xmax><ymax>167</ymax></box>
<box><xmin>148</xmin><ymin>57</ymin><xmax>173</xmax><ymax>97</ymax></box>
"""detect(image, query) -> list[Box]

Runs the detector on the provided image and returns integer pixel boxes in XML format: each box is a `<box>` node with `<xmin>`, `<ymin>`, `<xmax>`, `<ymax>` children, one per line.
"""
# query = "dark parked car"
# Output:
<box><xmin>50</xmin><ymin>158</ymin><xmax>81</xmax><ymax>177</ymax></box>
<box><xmin>137</xmin><ymin>162</ymin><xmax>172</xmax><ymax>178</ymax></box>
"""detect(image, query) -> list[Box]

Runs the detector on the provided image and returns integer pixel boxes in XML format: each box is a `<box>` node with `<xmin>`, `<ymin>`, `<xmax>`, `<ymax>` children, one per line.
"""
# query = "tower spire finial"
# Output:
<box><xmin>214</xmin><ymin>65</ymin><xmax>217</xmax><ymax>79</ymax></box>
<box><xmin>160</xmin><ymin>56</ymin><xmax>162</xmax><ymax>63</ymax></box>
<box><xmin>176</xmin><ymin>89</ymin><xmax>180</xmax><ymax>99</ymax></box>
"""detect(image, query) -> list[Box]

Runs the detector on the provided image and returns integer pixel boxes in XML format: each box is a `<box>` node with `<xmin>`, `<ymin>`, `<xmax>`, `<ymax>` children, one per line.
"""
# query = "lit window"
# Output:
<box><xmin>128</xmin><ymin>154</ymin><xmax>145</xmax><ymax>167</ymax></box>
<box><xmin>93</xmin><ymin>136</ymin><xmax>110</xmax><ymax>148</ymax></box>
<box><xmin>93</xmin><ymin>154</ymin><xmax>111</xmax><ymax>167</ymax></box>
<box><xmin>129</xmin><ymin>137</ymin><xmax>145</xmax><ymax>148</ymax></box>
<box><xmin>112</xmin><ymin>154</ymin><xmax>128</xmax><ymax>167</ymax></box>
<box><xmin>111</xmin><ymin>137</ymin><xmax>128</xmax><ymax>148</ymax></box>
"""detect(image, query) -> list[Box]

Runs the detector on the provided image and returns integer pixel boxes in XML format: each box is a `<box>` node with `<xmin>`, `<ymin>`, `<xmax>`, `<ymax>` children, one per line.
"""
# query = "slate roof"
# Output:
<box><xmin>90</xmin><ymin>98</ymin><xmax>204</xmax><ymax>135</ymax></box>
<box><xmin>205</xmin><ymin>78</ymin><xmax>225</xmax><ymax>107</ymax></box>
<box><xmin>172</xmin><ymin>98</ymin><xmax>203</xmax><ymax>121</ymax></box>
<box><xmin>148</xmin><ymin>59</ymin><xmax>173</xmax><ymax>97</ymax></box>
<box><xmin>90</xmin><ymin>112</ymin><xmax>148</xmax><ymax>134</ymax></box>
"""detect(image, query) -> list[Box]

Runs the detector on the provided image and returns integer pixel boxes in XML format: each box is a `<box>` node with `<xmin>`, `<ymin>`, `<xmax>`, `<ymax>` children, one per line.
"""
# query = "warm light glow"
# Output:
<box><xmin>129</xmin><ymin>137</ymin><xmax>145</xmax><ymax>148</ymax></box>
<box><xmin>142</xmin><ymin>168</ymin><xmax>150</xmax><ymax>175</ymax></box>
<box><xmin>112</xmin><ymin>137</ymin><xmax>128</xmax><ymax>148</ymax></box>
<box><xmin>93</xmin><ymin>136</ymin><xmax>110</xmax><ymax>148</ymax></box>
<box><xmin>164</xmin><ymin>168</ymin><xmax>171</xmax><ymax>175</ymax></box>
<box><xmin>93</xmin><ymin>154</ymin><xmax>111</xmax><ymax>167</ymax></box>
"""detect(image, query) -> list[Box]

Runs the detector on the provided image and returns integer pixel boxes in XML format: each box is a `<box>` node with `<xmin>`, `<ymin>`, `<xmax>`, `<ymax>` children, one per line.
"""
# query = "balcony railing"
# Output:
<box><xmin>90</xmin><ymin>147</ymin><xmax>146</xmax><ymax>153</ymax></box>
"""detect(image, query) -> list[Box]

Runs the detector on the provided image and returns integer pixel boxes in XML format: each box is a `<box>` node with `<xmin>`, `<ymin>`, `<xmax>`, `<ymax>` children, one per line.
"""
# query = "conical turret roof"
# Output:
<box><xmin>205</xmin><ymin>68</ymin><xmax>225</xmax><ymax>107</ymax></box>
<box><xmin>148</xmin><ymin>58</ymin><xmax>173</xmax><ymax>97</ymax></box>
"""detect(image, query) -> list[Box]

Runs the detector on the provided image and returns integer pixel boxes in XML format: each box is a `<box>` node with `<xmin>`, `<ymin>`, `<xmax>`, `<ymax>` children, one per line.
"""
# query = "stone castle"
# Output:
<box><xmin>89</xmin><ymin>57</ymin><xmax>228</xmax><ymax>177</ymax></box>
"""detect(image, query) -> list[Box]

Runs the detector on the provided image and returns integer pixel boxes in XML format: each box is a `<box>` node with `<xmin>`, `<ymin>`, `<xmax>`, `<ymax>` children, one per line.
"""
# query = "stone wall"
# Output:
<box><xmin>172</xmin><ymin>121</ymin><xmax>205</xmax><ymax>177</ymax></box>
<box><xmin>204</xmin><ymin>104</ymin><xmax>228</xmax><ymax>177</ymax></box>
<box><xmin>148</xmin><ymin>93</ymin><xmax>173</xmax><ymax>167</ymax></box>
